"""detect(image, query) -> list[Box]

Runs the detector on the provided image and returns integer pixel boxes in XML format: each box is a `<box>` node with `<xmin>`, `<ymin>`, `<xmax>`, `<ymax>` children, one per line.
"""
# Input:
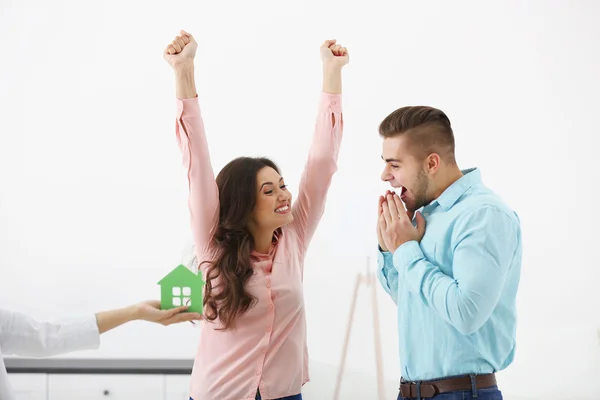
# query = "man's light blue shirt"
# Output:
<box><xmin>377</xmin><ymin>167</ymin><xmax>522</xmax><ymax>381</ymax></box>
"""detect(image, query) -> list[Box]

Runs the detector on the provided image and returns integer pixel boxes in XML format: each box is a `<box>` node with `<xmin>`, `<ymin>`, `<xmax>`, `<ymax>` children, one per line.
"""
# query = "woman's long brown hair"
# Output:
<box><xmin>200</xmin><ymin>156</ymin><xmax>281</xmax><ymax>330</ymax></box>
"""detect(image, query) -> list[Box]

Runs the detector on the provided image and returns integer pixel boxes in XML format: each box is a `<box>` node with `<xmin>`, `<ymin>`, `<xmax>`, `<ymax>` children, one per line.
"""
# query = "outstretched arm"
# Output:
<box><xmin>291</xmin><ymin>40</ymin><xmax>349</xmax><ymax>253</ymax></box>
<box><xmin>164</xmin><ymin>31</ymin><xmax>219</xmax><ymax>262</ymax></box>
<box><xmin>0</xmin><ymin>301</ymin><xmax>199</xmax><ymax>358</ymax></box>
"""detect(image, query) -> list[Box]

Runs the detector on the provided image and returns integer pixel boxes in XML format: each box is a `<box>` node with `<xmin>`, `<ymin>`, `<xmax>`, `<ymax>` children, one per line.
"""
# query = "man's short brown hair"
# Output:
<box><xmin>379</xmin><ymin>106</ymin><xmax>456</xmax><ymax>164</ymax></box>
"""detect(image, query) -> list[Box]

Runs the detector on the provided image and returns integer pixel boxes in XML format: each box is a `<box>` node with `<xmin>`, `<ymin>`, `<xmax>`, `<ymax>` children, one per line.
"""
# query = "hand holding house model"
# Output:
<box><xmin>158</xmin><ymin>264</ymin><xmax>205</xmax><ymax>314</ymax></box>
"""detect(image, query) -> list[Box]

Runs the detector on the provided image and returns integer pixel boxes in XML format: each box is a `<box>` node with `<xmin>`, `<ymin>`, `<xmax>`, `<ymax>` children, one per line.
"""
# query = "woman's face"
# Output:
<box><xmin>249</xmin><ymin>166</ymin><xmax>293</xmax><ymax>231</ymax></box>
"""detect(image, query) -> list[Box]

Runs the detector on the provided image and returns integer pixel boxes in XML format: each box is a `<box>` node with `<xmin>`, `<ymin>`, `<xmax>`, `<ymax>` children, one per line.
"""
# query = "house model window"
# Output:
<box><xmin>172</xmin><ymin>286</ymin><xmax>192</xmax><ymax>306</ymax></box>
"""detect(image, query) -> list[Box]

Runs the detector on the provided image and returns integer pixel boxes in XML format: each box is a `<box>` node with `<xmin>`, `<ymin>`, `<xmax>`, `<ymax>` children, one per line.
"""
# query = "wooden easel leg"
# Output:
<box><xmin>371</xmin><ymin>275</ymin><xmax>385</xmax><ymax>400</ymax></box>
<box><xmin>332</xmin><ymin>274</ymin><xmax>362</xmax><ymax>400</ymax></box>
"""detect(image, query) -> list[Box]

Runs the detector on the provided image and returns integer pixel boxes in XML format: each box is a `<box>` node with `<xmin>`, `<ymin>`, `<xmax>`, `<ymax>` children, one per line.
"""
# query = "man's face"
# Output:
<box><xmin>380</xmin><ymin>135</ymin><xmax>431</xmax><ymax>212</ymax></box>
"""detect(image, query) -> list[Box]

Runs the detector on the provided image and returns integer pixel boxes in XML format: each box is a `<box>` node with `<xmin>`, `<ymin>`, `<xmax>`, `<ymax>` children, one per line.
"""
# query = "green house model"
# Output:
<box><xmin>158</xmin><ymin>264</ymin><xmax>205</xmax><ymax>314</ymax></box>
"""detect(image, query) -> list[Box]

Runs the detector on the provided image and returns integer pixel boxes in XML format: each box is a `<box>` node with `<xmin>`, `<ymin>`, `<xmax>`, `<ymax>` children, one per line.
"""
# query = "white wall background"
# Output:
<box><xmin>1</xmin><ymin>0</ymin><xmax>598</xmax><ymax>399</ymax></box>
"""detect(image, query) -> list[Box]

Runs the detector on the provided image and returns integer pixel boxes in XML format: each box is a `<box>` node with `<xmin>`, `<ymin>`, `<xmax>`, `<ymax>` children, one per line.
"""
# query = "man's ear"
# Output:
<box><xmin>425</xmin><ymin>153</ymin><xmax>441</xmax><ymax>174</ymax></box>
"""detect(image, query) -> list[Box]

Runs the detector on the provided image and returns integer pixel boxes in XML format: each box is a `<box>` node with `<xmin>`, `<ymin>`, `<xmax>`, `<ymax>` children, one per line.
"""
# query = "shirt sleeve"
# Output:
<box><xmin>175</xmin><ymin>96</ymin><xmax>220</xmax><ymax>269</ymax></box>
<box><xmin>392</xmin><ymin>205</ymin><xmax>521</xmax><ymax>335</ymax></box>
<box><xmin>0</xmin><ymin>309</ymin><xmax>100</xmax><ymax>357</ymax></box>
<box><xmin>376</xmin><ymin>247</ymin><xmax>398</xmax><ymax>304</ymax></box>
<box><xmin>290</xmin><ymin>92</ymin><xmax>343</xmax><ymax>256</ymax></box>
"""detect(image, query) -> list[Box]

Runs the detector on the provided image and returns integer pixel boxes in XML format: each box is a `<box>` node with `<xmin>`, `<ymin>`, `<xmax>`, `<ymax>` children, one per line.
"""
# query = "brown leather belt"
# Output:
<box><xmin>399</xmin><ymin>373</ymin><xmax>496</xmax><ymax>398</ymax></box>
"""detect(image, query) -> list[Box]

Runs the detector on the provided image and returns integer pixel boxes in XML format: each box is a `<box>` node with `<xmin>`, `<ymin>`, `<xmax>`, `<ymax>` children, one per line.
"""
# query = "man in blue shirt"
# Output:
<box><xmin>376</xmin><ymin>105</ymin><xmax>522</xmax><ymax>400</ymax></box>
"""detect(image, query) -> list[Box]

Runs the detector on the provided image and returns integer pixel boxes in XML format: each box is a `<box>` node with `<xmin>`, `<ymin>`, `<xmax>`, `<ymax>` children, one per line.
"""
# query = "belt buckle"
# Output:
<box><xmin>399</xmin><ymin>382</ymin><xmax>412</xmax><ymax>397</ymax></box>
<box><xmin>399</xmin><ymin>382</ymin><xmax>438</xmax><ymax>398</ymax></box>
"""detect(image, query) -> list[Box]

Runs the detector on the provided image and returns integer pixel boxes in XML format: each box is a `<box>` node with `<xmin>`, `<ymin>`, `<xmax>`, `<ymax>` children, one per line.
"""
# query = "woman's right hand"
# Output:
<box><xmin>163</xmin><ymin>30</ymin><xmax>197</xmax><ymax>70</ymax></box>
<box><xmin>321</xmin><ymin>39</ymin><xmax>349</xmax><ymax>70</ymax></box>
<box><xmin>164</xmin><ymin>30</ymin><xmax>198</xmax><ymax>99</ymax></box>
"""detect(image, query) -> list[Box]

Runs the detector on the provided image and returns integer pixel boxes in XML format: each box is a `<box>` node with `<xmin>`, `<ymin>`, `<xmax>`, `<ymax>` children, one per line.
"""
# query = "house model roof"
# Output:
<box><xmin>157</xmin><ymin>264</ymin><xmax>205</xmax><ymax>285</ymax></box>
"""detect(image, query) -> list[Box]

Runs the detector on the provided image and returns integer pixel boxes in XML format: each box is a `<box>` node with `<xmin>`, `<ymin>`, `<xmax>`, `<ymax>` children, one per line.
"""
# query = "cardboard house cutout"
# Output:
<box><xmin>158</xmin><ymin>264</ymin><xmax>205</xmax><ymax>314</ymax></box>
